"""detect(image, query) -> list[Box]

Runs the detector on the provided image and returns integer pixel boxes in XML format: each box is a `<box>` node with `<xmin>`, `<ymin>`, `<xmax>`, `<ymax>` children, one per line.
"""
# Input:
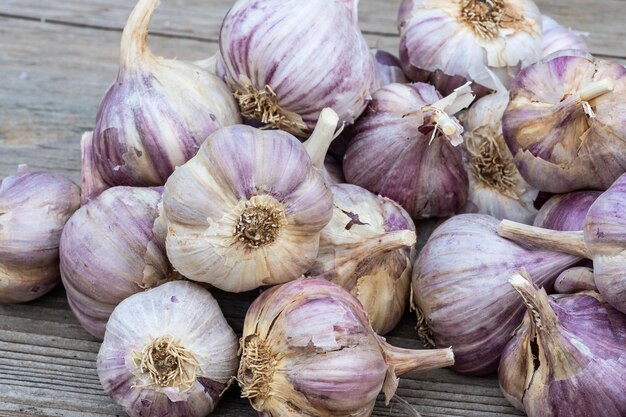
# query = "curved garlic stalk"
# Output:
<box><xmin>499</xmin><ymin>270</ymin><xmax>626</xmax><ymax>417</ymax></box>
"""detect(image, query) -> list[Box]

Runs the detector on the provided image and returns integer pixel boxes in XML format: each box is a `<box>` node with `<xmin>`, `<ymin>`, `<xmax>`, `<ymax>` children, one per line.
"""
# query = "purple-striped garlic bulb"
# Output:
<box><xmin>503</xmin><ymin>53</ymin><xmax>626</xmax><ymax>193</ymax></box>
<box><xmin>398</xmin><ymin>0</ymin><xmax>542</xmax><ymax>96</ymax></box>
<box><xmin>499</xmin><ymin>271</ymin><xmax>626</xmax><ymax>416</ymax></box>
<box><xmin>163</xmin><ymin>110</ymin><xmax>338</xmax><ymax>293</ymax></box>
<box><xmin>60</xmin><ymin>186</ymin><xmax>173</xmax><ymax>339</ymax></box>
<box><xmin>553</xmin><ymin>267</ymin><xmax>596</xmax><ymax>294</ymax></box>
<box><xmin>98</xmin><ymin>281</ymin><xmax>238</xmax><ymax>417</ymax></box>
<box><xmin>372</xmin><ymin>49</ymin><xmax>409</xmax><ymax>88</ymax></box>
<box><xmin>541</xmin><ymin>15</ymin><xmax>588</xmax><ymax>58</ymax></box>
<box><xmin>498</xmin><ymin>173</ymin><xmax>626</xmax><ymax>314</ymax></box>
<box><xmin>0</xmin><ymin>166</ymin><xmax>80</xmax><ymax>303</ymax></box>
<box><xmin>412</xmin><ymin>214</ymin><xmax>580</xmax><ymax>375</ymax></box>
<box><xmin>238</xmin><ymin>277</ymin><xmax>454</xmax><ymax>417</ymax></box>
<box><xmin>219</xmin><ymin>0</ymin><xmax>376</xmax><ymax>137</ymax></box>
<box><xmin>344</xmin><ymin>82</ymin><xmax>474</xmax><ymax>219</ymax></box>
<box><xmin>83</xmin><ymin>0</ymin><xmax>240</xmax><ymax>202</ymax></box>
<box><xmin>462</xmin><ymin>80</ymin><xmax>538</xmax><ymax>224</ymax></box>
<box><xmin>533</xmin><ymin>191</ymin><xmax>601</xmax><ymax>231</ymax></box>
<box><xmin>308</xmin><ymin>183</ymin><xmax>417</xmax><ymax>334</ymax></box>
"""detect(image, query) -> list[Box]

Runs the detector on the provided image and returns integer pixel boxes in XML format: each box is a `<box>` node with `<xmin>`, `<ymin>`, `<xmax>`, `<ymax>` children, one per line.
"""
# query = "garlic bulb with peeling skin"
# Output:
<box><xmin>238</xmin><ymin>277</ymin><xmax>454</xmax><ymax>417</ymax></box>
<box><xmin>372</xmin><ymin>49</ymin><xmax>409</xmax><ymax>88</ymax></box>
<box><xmin>83</xmin><ymin>0</ymin><xmax>241</xmax><ymax>202</ymax></box>
<box><xmin>398</xmin><ymin>0</ymin><xmax>542</xmax><ymax>96</ymax></box>
<box><xmin>163</xmin><ymin>110</ymin><xmax>337</xmax><ymax>293</ymax></box>
<box><xmin>554</xmin><ymin>267</ymin><xmax>596</xmax><ymax>294</ymax></box>
<box><xmin>499</xmin><ymin>271</ymin><xmax>626</xmax><ymax>416</ymax></box>
<box><xmin>219</xmin><ymin>0</ymin><xmax>375</xmax><ymax>137</ymax></box>
<box><xmin>0</xmin><ymin>166</ymin><xmax>80</xmax><ymax>303</ymax></box>
<box><xmin>541</xmin><ymin>15</ymin><xmax>588</xmax><ymax>58</ymax></box>
<box><xmin>533</xmin><ymin>191</ymin><xmax>601</xmax><ymax>231</ymax></box>
<box><xmin>462</xmin><ymin>82</ymin><xmax>538</xmax><ymax>224</ymax></box>
<box><xmin>308</xmin><ymin>183</ymin><xmax>417</xmax><ymax>335</ymax></box>
<box><xmin>60</xmin><ymin>186</ymin><xmax>173</xmax><ymax>339</ymax></box>
<box><xmin>97</xmin><ymin>281</ymin><xmax>238</xmax><ymax>417</ymax></box>
<box><xmin>412</xmin><ymin>214</ymin><xmax>580</xmax><ymax>375</ymax></box>
<box><xmin>344</xmin><ymin>82</ymin><xmax>474</xmax><ymax>219</ymax></box>
<box><xmin>503</xmin><ymin>53</ymin><xmax>626</xmax><ymax>193</ymax></box>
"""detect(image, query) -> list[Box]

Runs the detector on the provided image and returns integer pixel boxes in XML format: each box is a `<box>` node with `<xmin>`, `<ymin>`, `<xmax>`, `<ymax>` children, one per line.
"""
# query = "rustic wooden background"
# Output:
<box><xmin>0</xmin><ymin>1</ymin><xmax>624</xmax><ymax>416</ymax></box>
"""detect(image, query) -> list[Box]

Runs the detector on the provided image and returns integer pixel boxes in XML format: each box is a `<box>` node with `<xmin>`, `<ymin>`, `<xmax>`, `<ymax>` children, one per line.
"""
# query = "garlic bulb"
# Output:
<box><xmin>344</xmin><ymin>82</ymin><xmax>474</xmax><ymax>219</ymax></box>
<box><xmin>554</xmin><ymin>267</ymin><xmax>596</xmax><ymax>294</ymax></box>
<box><xmin>97</xmin><ymin>281</ymin><xmax>238</xmax><ymax>417</ymax></box>
<box><xmin>398</xmin><ymin>0</ymin><xmax>543</xmax><ymax>95</ymax></box>
<box><xmin>499</xmin><ymin>173</ymin><xmax>626</xmax><ymax>313</ymax></box>
<box><xmin>163</xmin><ymin>110</ymin><xmax>337</xmax><ymax>292</ymax></box>
<box><xmin>372</xmin><ymin>49</ymin><xmax>409</xmax><ymax>88</ymax></box>
<box><xmin>541</xmin><ymin>15</ymin><xmax>588</xmax><ymax>58</ymax></box>
<box><xmin>238</xmin><ymin>277</ymin><xmax>454</xmax><ymax>416</ymax></box>
<box><xmin>83</xmin><ymin>0</ymin><xmax>241</xmax><ymax>201</ymax></box>
<box><xmin>462</xmin><ymin>82</ymin><xmax>538</xmax><ymax>224</ymax></box>
<box><xmin>503</xmin><ymin>53</ymin><xmax>626</xmax><ymax>193</ymax></box>
<box><xmin>412</xmin><ymin>214</ymin><xmax>580</xmax><ymax>375</ymax></box>
<box><xmin>60</xmin><ymin>186</ymin><xmax>173</xmax><ymax>339</ymax></box>
<box><xmin>499</xmin><ymin>271</ymin><xmax>626</xmax><ymax>416</ymax></box>
<box><xmin>324</xmin><ymin>154</ymin><xmax>346</xmax><ymax>184</ymax></box>
<box><xmin>308</xmin><ymin>183</ymin><xmax>417</xmax><ymax>334</ymax></box>
<box><xmin>533</xmin><ymin>191</ymin><xmax>601</xmax><ymax>231</ymax></box>
<box><xmin>219</xmin><ymin>0</ymin><xmax>376</xmax><ymax>137</ymax></box>
<box><xmin>0</xmin><ymin>166</ymin><xmax>80</xmax><ymax>303</ymax></box>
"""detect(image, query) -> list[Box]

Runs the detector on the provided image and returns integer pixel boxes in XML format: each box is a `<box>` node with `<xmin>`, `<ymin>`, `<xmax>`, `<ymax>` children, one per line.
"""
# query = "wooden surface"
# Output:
<box><xmin>0</xmin><ymin>1</ymin><xmax>624</xmax><ymax>416</ymax></box>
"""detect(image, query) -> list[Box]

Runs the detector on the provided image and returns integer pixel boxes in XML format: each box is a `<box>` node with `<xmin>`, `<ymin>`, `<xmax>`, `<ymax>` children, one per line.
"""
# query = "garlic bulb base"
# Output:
<box><xmin>460</xmin><ymin>0</ymin><xmax>506</xmax><ymax>41</ymax></box>
<box><xmin>237</xmin><ymin>335</ymin><xmax>275</xmax><ymax>409</ymax></box>
<box><xmin>498</xmin><ymin>219</ymin><xmax>590</xmax><ymax>258</ymax></box>
<box><xmin>233</xmin><ymin>196</ymin><xmax>287</xmax><ymax>249</ymax></box>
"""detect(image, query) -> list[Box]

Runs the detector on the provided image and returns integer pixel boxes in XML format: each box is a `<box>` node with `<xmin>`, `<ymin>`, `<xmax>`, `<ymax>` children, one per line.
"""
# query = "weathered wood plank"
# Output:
<box><xmin>1</xmin><ymin>0</ymin><xmax>625</xmax><ymax>58</ymax></box>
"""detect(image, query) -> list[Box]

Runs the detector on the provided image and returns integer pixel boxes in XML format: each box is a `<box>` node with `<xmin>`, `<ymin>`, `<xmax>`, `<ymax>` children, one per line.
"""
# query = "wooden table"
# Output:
<box><xmin>0</xmin><ymin>1</ymin><xmax>624</xmax><ymax>416</ymax></box>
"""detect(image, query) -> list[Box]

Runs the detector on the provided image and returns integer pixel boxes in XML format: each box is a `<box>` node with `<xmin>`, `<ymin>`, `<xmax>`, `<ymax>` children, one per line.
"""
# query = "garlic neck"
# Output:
<box><xmin>576</xmin><ymin>78</ymin><xmax>614</xmax><ymax>118</ymax></box>
<box><xmin>120</xmin><ymin>0</ymin><xmax>159</xmax><ymax>69</ymax></box>
<box><xmin>359</xmin><ymin>230</ymin><xmax>416</xmax><ymax>258</ymax></box>
<box><xmin>303</xmin><ymin>108</ymin><xmax>340</xmax><ymax>168</ymax></box>
<box><xmin>460</xmin><ymin>0</ymin><xmax>505</xmax><ymax>40</ymax></box>
<box><xmin>509</xmin><ymin>270</ymin><xmax>558</xmax><ymax>331</ymax></box>
<box><xmin>498</xmin><ymin>220</ymin><xmax>591</xmax><ymax>258</ymax></box>
<box><xmin>379</xmin><ymin>339</ymin><xmax>454</xmax><ymax>376</ymax></box>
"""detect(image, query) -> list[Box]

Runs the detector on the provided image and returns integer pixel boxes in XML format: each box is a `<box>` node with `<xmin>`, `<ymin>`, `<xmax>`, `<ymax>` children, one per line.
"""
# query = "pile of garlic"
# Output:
<box><xmin>1</xmin><ymin>0</ymin><xmax>626</xmax><ymax>416</ymax></box>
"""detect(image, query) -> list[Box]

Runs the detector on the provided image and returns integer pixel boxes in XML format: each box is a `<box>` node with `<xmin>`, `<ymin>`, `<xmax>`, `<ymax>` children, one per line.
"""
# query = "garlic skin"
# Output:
<box><xmin>553</xmin><ymin>267</ymin><xmax>596</xmax><ymax>294</ymax></box>
<box><xmin>84</xmin><ymin>0</ymin><xmax>240</xmax><ymax>202</ymax></box>
<box><xmin>238</xmin><ymin>277</ymin><xmax>454</xmax><ymax>417</ymax></box>
<box><xmin>308</xmin><ymin>183</ymin><xmax>417</xmax><ymax>334</ymax></box>
<box><xmin>163</xmin><ymin>119</ymin><xmax>335</xmax><ymax>293</ymax></box>
<box><xmin>97</xmin><ymin>281</ymin><xmax>238</xmax><ymax>417</ymax></box>
<box><xmin>372</xmin><ymin>49</ymin><xmax>409</xmax><ymax>88</ymax></box>
<box><xmin>499</xmin><ymin>271</ymin><xmax>626</xmax><ymax>416</ymax></box>
<box><xmin>60</xmin><ymin>186</ymin><xmax>172</xmax><ymax>339</ymax></box>
<box><xmin>344</xmin><ymin>82</ymin><xmax>474</xmax><ymax>219</ymax></box>
<box><xmin>533</xmin><ymin>191</ymin><xmax>601</xmax><ymax>231</ymax></box>
<box><xmin>219</xmin><ymin>0</ymin><xmax>375</xmax><ymax>137</ymax></box>
<box><xmin>503</xmin><ymin>54</ymin><xmax>626</xmax><ymax>193</ymax></box>
<box><xmin>541</xmin><ymin>15</ymin><xmax>588</xmax><ymax>58</ymax></box>
<box><xmin>412</xmin><ymin>214</ymin><xmax>580</xmax><ymax>375</ymax></box>
<box><xmin>398</xmin><ymin>0</ymin><xmax>543</xmax><ymax>95</ymax></box>
<box><xmin>0</xmin><ymin>166</ymin><xmax>80</xmax><ymax>303</ymax></box>
<box><xmin>462</xmin><ymin>84</ymin><xmax>538</xmax><ymax>224</ymax></box>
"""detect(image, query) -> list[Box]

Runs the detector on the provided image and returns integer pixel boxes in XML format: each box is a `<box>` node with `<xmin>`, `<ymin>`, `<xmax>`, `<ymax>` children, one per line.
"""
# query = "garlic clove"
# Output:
<box><xmin>533</xmin><ymin>191</ymin><xmax>602</xmax><ymax>231</ymax></box>
<box><xmin>554</xmin><ymin>266</ymin><xmax>596</xmax><ymax>294</ymax></box>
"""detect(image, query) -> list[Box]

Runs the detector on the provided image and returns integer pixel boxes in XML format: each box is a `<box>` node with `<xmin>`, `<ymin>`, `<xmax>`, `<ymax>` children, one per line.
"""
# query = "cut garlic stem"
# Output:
<box><xmin>379</xmin><ymin>340</ymin><xmax>454</xmax><ymax>375</ymax></box>
<box><xmin>359</xmin><ymin>230</ymin><xmax>417</xmax><ymax>258</ymax></box>
<box><xmin>119</xmin><ymin>0</ymin><xmax>158</xmax><ymax>67</ymax></box>
<box><xmin>509</xmin><ymin>270</ymin><xmax>558</xmax><ymax>329</ymax></box>
<box><xmin>498</xmin><ymin>220</ymin><xmax>591</xmax><ymax>258</ymax></box>
<box><xmin>303</xmin><ymin>107</ymin><xmax>340</xmax><ymax>168</ymax></box>
<box><xmin>578</xmin><ymin>77</ymin><xmax>614</xmax><ymax>102</ymax></box>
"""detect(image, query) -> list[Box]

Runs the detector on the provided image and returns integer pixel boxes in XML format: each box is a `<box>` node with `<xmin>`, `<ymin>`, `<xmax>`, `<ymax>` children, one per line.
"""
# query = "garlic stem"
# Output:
<box><xmin>359</xmin><ymin>230</ymin><xmax>416</xmax><ymax>259</ymax></box>
<box><xmin>379</xmin><ymin>339</ymin><xmax>454</xmax><ymax>376</ymax></box>
<box><xmin>498</xmin><ymin>220</ymin><xmax>591</xmax><ymax>258</ymax></box>
<box><xmin>303</xmin><ymin>108</ymin><xmax>340</xmax><ymax>168</ymax></box>
<box><xmin>119</xmin><ymin>0</ymin><xmax>158</xmax><ymax>68</ymax></box>
<box><xmin>509</xmin><ymin>270</ymin><xmax>558</xmax><ymax>330</ymax></box>
<box><xmin>578</xmin><ymin>77</ymin><xmax>614</xmax><ymax>102</ymax></box>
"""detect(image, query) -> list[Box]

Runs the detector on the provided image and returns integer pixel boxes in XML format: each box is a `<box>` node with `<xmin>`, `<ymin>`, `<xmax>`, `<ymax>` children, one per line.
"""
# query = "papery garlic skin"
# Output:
<box><xmin>503</xmin><ymin>54</ymin><xmax>626</xmax><ymax>193</ymax></box>
<box><xmin>163</xmin><ymin>124</ymin><xmax>333</xmax><ymax>292</ymax></box>
<box><xmin>412</xmin><ymin>214</ymin><xmax>580</xmax><ymax>375</ymax></box>
<box><xmin>308</xmin><ymin>184</ymin><xmax>417</xmax><ymax>334</ymax></box>
<box><xmin>219</xmin><ymin>0</ymin><xmax>375</xmax><ymax>136</ymax></box>
<box><xmin>0</xmin><ymin>166</ymin><xmax>80</xmax><ymax>303</ymax></box>
<box><xmin>84</xmin><ymin>0</ymin><xmax>240</xmax><ymax>201</ymax></box>
<box><xmin>60</xmin><ymin>186</ymin><xmax>172</xmax><ymax>339</ymax></box>
<box><xmin>238</xmin><ymin>277</ymin><xmax>454</xmax><ymax>417</ymax></box>
<box><xmin>463</xmin><ymin>86</ymin><xmax>538</xmax><ymax>224</ymax></box>
<box><xmin>499</xmin><ymin>272</ymin><xmax>626</xmax><ymax>417</ymax></box>
<box><xmin>344</xmin><ymin>82</ymin><xmax>472</xmax><ymax>219</ymax></box>
<box><xmin>533</xmin><ymin>191</ymin><xmax>601</xmax><ymax>231</ymax></box>
<box><xmin>398</xmin><ymin>0</ymin><xmax>542</xmax><ymax>95</ymax></box>
<box><xmin>97</xmin><ymin>281</ymin><xmax>238</xmax><ymax>417</ymax></box>
<box><xmin>541</xmin><ymin>15</ymin><xmax>588</xmax><ymax>58</ymax></box>
<box><xmin>372</xmin><ymin>49</ymin><xmax>409</xmax><ymax>88</ymax></box>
